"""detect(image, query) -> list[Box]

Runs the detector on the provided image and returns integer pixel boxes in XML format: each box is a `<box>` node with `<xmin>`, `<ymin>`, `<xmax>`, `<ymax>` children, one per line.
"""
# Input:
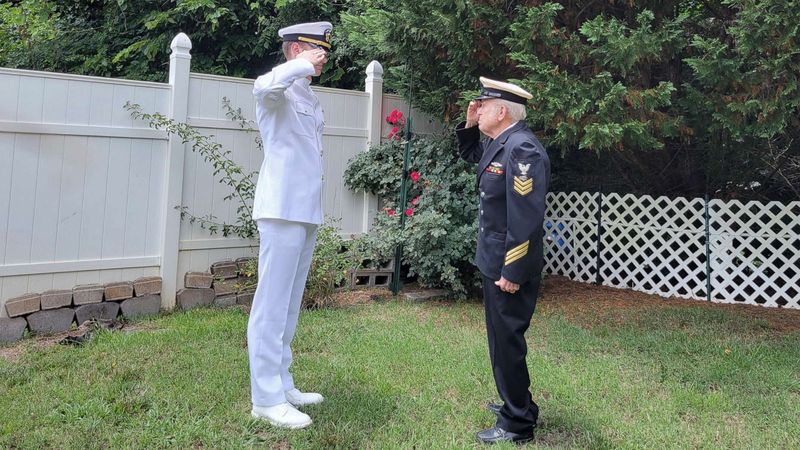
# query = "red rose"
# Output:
<box><xmin>387</xmin><ymin>208</ymin><xmax>395</xmax><ymax>216</ymax></box>
<box><xmin>411</xmin><ymin>196</ymin><xmax>421</xmax><ymax>206</ymax></box>
<box><xmin>386</xmin><ymin>109</ymin><xmax>401</xmax><ymax>125</ymax></box>
<box><xmin>388</xmin><ymin>126</ymin><xmax>399</xmax><ymax>140</ymax></box>
<box><xmin>405</xmin><ymin>208</ymin><xmax>414</xmax><ymax>217</ymax></box>
<box><xmin>410</xmin><ymin>171</ymin><xmax>420</xmax><ymax>182</ymax></box>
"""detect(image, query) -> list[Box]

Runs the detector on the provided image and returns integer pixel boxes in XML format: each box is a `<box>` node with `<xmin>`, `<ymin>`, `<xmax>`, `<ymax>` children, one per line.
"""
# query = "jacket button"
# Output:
<box><xmin>480</xmin><ymin>227</ymin><xmax>484</xmax><ymax>232</ymax></box>
<box><xmin>480</xmin><ymin>191</ymin><xmax>485</xmax><ymax>198</ymax></box>
<box><xmin>480</xmin><ymin>210</ymin><xmax>484</xmax><ymax>215</ymax></box>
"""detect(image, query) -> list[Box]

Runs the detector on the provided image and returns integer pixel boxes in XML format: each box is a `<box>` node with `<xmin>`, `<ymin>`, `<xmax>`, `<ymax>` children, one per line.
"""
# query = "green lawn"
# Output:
<box><xmin>1</xmin><ymin>284</ymin><xmax>798</xmax><ymax>449</ymax></box>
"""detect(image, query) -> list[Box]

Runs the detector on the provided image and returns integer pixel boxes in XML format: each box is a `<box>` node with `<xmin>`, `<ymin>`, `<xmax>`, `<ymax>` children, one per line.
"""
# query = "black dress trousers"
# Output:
<box><xmin>482</xmin><ymin>274</ymin><xmax>540</xmax><ymax>433</ymax></box>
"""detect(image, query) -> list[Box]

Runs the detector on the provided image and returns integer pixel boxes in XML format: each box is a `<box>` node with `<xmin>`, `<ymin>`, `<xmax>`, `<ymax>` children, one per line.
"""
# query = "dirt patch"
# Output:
<box><xmin>0</xmin><ymin>319</ymin><xmax>160</xmax><ymax>362</ymax></box>
<box><xmin>0</xmin><ymin>343</ymin><xmax>27</xmax><ymax>362</ymax></box>
<box><xmin>538</xmin><ymin>276</ymin><xmax>800</xmax><ymax>333</ymax></box>
<box><xmin>329</xmin><ymin>287</ymin><xmax>394</xmax><ymax>307</ymax></box>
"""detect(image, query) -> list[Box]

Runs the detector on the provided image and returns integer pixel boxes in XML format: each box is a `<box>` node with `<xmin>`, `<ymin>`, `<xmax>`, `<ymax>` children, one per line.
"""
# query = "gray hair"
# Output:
<box><xmin>282</xmin><ymin>41</ymin><xmax>294</xmax><ymax>59</ymax></box>
<box><xmin>497</xmin><ymin>99</ymin><xmax>527</xmax><ymax>121</ymax></box>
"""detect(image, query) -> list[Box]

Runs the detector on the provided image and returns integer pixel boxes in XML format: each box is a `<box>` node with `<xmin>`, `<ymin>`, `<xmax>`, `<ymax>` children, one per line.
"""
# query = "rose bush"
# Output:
<box><xmin>344</xmin><ymin>126</ymin><xmax>480</xmax><ymax>296</ymax></box>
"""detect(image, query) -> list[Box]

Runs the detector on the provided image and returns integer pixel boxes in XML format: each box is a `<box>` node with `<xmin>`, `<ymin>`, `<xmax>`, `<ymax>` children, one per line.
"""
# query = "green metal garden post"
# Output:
<box><xmin>391</xmin><ymin>117</ymin><xmax>413</xmax><ymax>294</ymax></box>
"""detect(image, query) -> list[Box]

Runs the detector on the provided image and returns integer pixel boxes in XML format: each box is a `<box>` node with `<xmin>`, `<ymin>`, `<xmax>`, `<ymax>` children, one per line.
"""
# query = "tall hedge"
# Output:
<box><xmin>340</xmin><ymin>0</ymin><xmax>800</xmax><ymax>200</ymax></box>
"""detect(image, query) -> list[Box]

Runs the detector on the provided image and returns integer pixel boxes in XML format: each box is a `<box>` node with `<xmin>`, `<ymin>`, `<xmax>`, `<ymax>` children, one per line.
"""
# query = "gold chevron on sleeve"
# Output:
<box><xmin>505</xmin><ymin>240</ymin><xmax>530</xmax><ymax>265</ymax></box>
<box><xmin>513</xmin><ymin>176</ymin><xmax>533</xmax><ymax>196</ymax></box>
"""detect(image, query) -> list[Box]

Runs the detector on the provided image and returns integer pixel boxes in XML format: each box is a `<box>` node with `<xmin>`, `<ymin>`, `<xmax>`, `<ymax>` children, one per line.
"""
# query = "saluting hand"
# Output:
<box><xmin>465</xmin><ymin>100</ymin><xmax>479</xmax><ymax>128</ymax></box>
<box><xmin>297</xmin><ymin>49</ymin><xmax>328</xmax><ymax>68</ymax></box>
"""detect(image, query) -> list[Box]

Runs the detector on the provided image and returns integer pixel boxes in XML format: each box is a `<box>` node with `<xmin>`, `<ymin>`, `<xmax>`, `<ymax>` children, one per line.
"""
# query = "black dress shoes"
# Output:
<box><xmin>486</xmin><ymin>402</ymin><xmax>502</xmax><ymax>415</ymax></box>
<box><xmin>476</xmin><ymin>426</ymin><xmax>534</xmax><ymax>444</ymax></box>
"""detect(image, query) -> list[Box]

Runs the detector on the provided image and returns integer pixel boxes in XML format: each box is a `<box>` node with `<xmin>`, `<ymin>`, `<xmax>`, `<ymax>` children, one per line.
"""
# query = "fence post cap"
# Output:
<box><xmin>171</xmin><ymin>33</ymin><xmax>192</xmax><ymax>53</ymax></box>
<box><xmin>366</xmin><ymin>61</ymin><xmax>383</xmax><ymax>77</ymax></box>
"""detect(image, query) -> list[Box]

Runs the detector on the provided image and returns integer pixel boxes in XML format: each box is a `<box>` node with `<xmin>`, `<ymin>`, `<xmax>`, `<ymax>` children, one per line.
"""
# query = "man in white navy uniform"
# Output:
<box><xmin>456</xmin><ymin>77</ymin><xmax>550</xmax><ymax>444</ymax></box>
<box><xmin>248</xmin><ymin>21</ymin><xmax>331</xmax><ymax>429</ymax></box>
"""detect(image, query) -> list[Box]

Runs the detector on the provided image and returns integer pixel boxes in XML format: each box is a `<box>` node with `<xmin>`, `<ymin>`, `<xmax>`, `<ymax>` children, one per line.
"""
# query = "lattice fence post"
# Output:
<box><xmin>594</xmin><ymin>188</ymin><xmax>604</xmax><ymax>285</ymax></box>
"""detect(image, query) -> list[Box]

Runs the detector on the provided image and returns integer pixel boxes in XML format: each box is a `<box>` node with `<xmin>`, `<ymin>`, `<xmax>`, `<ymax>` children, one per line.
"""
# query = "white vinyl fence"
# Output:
<box><xmin>0</xmin><ymin>33</ymin><xmax>438</xmax><ymax>315</ymax></box>
<box><xmin>544</xmin><ymin>192</ymin><xmax>800</xmax><ymax>309</ymax></box>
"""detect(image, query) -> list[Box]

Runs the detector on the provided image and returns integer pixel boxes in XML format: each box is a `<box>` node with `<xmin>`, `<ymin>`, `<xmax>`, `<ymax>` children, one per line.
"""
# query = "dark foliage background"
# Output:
<box><xmin>3</xmin><ymin>0</ymin><xmax>798</xmax><ymax>200</ymax></box>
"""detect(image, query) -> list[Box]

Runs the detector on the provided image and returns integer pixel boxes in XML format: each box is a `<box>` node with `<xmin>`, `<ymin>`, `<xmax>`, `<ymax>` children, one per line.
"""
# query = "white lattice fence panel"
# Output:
<box><xmin>600</xmin><ymin>194</ymin><xmax>708</xmax><ymax>300</ymax></box>
<box><xmin>710</xmin><ymin>200</ymin><xmax>800</xmax><ymax>308</ymax></box>
<box><xmin>544</xmin><ymin>192</ymin><xmax>598</xmax><ymax>282</ymax></box>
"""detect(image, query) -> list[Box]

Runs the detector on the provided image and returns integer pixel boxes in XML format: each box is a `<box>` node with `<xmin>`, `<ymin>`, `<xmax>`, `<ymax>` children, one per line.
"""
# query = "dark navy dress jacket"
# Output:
<box><xmin>456</xmin><ymin>121</ymin><xmax>551</xmax><ymax>284</ymax></box>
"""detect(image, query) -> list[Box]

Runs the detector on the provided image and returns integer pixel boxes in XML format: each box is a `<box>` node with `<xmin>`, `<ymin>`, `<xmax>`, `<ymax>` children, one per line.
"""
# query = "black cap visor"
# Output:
<box><xmin>473</xmin><ymin>87</ymin><xmax>527</xmax><ymax>104</ymax></box>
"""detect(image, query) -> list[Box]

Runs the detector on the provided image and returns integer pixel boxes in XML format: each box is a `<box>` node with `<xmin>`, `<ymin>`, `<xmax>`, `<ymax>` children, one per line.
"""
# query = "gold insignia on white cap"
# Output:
<box><xmin>278</xmin><ymin>21</ymin><xmax>333</xmax><ymax>49</ymax></box>
<box><xmin>475</xmin><ymin>77</ymin><xmax>532</xmax><ymax>104</ymax></box>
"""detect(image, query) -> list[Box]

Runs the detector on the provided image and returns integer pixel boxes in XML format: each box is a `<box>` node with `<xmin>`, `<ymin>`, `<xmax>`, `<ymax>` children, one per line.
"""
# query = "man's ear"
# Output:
<box><xmin>290</xmin><ymin>42</ymin><xmax>302</xmax><ymax>58</ymax></box>
<box><xmin>497</xmin><ymin>105</ymin><xmax>506</xmax><ymax>122</ymax></box>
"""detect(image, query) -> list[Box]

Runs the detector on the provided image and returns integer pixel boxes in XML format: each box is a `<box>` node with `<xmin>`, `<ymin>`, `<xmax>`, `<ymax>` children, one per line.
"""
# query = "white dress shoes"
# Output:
<box><xmin>285</xmin><ymin>388</ymin><xmax>324</xmax><ymax>406</ymax></box>
<box><xmin>251</xmin><ymin>402</ymin><xmax>312</xmax><ymax>429</ymax></box>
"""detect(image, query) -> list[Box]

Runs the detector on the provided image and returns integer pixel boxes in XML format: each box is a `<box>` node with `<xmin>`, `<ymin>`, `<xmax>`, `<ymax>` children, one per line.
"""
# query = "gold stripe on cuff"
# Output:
<box><xmin>505</xmin><ymin>241</ymin><xmax>529</xmax><ymax>265</ymax></box>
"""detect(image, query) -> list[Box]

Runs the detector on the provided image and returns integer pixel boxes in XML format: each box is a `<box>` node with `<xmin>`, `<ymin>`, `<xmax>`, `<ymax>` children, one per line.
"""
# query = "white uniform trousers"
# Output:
<box><xmin>248</xmin><ymin>218</ymin><xmax>318</xmax><ymax>407</ymax></box>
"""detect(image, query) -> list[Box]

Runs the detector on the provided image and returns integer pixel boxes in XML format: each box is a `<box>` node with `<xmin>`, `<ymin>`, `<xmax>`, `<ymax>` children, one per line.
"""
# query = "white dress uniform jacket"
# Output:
<box><xmin>253</xmin><ymin>58</ymin><xmax>325</xmax><ymax>225</ymax></box>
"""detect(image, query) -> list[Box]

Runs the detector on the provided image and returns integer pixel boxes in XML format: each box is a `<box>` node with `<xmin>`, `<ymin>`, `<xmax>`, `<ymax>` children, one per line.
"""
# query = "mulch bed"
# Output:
<box><xmin>338</xmin><ymin>276</ymin><xmax>800</xmax><ymax>334</ymax></box>
<box><xmin>537</xmin><ymin>276</ymin><xmax>800</xmax><ymax>334</ymax></box>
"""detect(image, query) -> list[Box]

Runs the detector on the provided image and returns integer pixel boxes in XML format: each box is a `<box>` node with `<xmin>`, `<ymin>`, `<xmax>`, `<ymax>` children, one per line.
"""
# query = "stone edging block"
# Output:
<box><xmin>185</xmin><ymin>272</ymin><xmax>213</xmax><ymax>289</ymax></box>
<box><xmin>26</xmin><ymin>308</ymin><xmax>74</xmax><ymax>334</ymax></box>
<box><xmin>73</xmin><ymin>284</ymin><xmax>104</xmax><ymax>305</ymax></box>
<box><xmin>177</xmin><ymin>288</ymin><xmax>215</xmax><ymax>310</ymax></box>
<box><xmin>120</xmin><ymin>294</ymin><xmax>161</xmax><ymax>319</ymax></box>
<box><xmin>133</xmin><ymin>276</ymin><xmax>162</xmax><ymax>296</ymax></box>
<box><xmin>5</xmin><ymin>293</ymin><xmax>41</xmax><ymax>318</ymax></box>
<box><xmin>40</xmin><ymin>290</ymin><xmax>73</xmax><ymax>310</ymax></box>
<box><xmin>104</xmin><ymin>281</ymin><xmax>134</xmax><ymax>301</ymax></box>
<box><xmin>0</xmin><ymin>317</ymin><xmax>27</xmax><ymax>343</ymax></box>
<box><xmin>210</xmin><ymin>260</ymin><xmax>238</xmax><ymax>279</ymax></box>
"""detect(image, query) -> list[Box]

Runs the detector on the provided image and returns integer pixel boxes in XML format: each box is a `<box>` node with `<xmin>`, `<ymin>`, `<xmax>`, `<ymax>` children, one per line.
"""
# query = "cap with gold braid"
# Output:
<box><xmin>474</xmin><ymin>76</ymin><xmax>532</xmax><ymax>105</ymax></box>
<box><xmin>278</xmin><ymin>21</ymin><xmax>333</xmax><ymax>50</ymax></box>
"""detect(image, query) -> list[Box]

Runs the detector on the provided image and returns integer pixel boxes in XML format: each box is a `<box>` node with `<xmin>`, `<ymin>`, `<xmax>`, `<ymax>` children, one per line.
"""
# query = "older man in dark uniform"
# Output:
<box><xmin>456</xmin><ymin>77</ymin><xmax>550</xmax><ymax>444</ymax></box>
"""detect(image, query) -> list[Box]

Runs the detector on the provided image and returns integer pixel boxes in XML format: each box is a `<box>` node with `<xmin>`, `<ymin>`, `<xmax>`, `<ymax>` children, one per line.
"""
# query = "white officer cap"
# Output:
<box><xmin>278</xmin><ymin>21</ymin><xmax>333</xmax><ymax>50</ymax></box>
<box><xmin>475</xmin><ymin>77</ymin><xmax>532</xmax><ymax>105</ymax></box>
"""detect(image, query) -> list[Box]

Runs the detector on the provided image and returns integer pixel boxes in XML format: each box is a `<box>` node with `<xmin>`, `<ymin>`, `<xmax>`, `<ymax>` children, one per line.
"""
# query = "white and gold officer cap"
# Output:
<box><xmin>475</xmin><ymin>77</ymin><xmax>532</xmax><ymax>105</ymax></box>
<box><xmin>278</xmin><ymin>21</ymin><xmax>333</xmax><ymax>49</ymax></box>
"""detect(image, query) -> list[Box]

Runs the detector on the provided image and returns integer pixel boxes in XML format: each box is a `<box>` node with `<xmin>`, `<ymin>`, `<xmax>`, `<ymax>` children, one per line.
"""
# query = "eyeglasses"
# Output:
<box><xmin>302</xmin><ymin>42</ymin><xmax>326</xmax><ymax>52</ymax></box>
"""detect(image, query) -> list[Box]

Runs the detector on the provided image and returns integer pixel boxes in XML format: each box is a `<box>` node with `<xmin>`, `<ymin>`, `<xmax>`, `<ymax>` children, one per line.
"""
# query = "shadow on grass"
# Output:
<box><xmin>246</xmin><ymin>381</ymin><xmax>398</xmax><ymax>448</ymax></box>
<box><xmin>535</xmin><ymin>412</ymin><xmax>613</xmax><ymax>449</ymax></box>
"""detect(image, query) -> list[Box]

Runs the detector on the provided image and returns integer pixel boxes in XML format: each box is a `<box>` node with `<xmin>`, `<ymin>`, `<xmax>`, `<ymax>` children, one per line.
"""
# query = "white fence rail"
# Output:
<box><xmin>0</xmin><ymin>33</ymin><xmax>439</xmax><ymax>315</ymax></box>
<box><xmin>544</xmin><ymin>193</ymin><xmax>800</xmax><ymax>309</ymax></box>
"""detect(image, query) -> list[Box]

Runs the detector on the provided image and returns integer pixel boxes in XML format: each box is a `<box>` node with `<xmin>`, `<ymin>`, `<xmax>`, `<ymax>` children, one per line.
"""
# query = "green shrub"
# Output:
<box><xmin>344</xmin><ymin>131</ymin><xmax>480</xmax><ymax>296</ymax></box>
<box><xmin>303</xmin><ymin>222</ymin><xmax>365</xmax><ymax>309</ymax></box>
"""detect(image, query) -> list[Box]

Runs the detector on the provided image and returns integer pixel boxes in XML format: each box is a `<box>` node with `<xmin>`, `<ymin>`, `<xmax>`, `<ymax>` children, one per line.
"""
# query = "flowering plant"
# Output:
<box><xmin>344</xmin><ymin>132</ymin><xmax>480</xmax><ymax>296</ymax></box>
<box><xmin>385</xmin><ymin>108</ymin><xmax>406</xmax><ymax>141</ymax></box>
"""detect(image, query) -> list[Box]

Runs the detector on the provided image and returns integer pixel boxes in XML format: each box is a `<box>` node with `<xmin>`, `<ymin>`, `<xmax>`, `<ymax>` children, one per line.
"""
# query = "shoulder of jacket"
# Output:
<box><xmin>509</xmin><ymin>136</ymin><xmax>543</xmax><ymax>159</ymax></box>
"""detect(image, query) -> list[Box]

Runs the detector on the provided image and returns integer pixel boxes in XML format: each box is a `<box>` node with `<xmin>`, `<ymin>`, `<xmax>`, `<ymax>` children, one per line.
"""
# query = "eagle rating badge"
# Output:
<box><xmin>513</xmin><ymin>162</ymin><xmax>533</xmax><ymax>195</ymax></box>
